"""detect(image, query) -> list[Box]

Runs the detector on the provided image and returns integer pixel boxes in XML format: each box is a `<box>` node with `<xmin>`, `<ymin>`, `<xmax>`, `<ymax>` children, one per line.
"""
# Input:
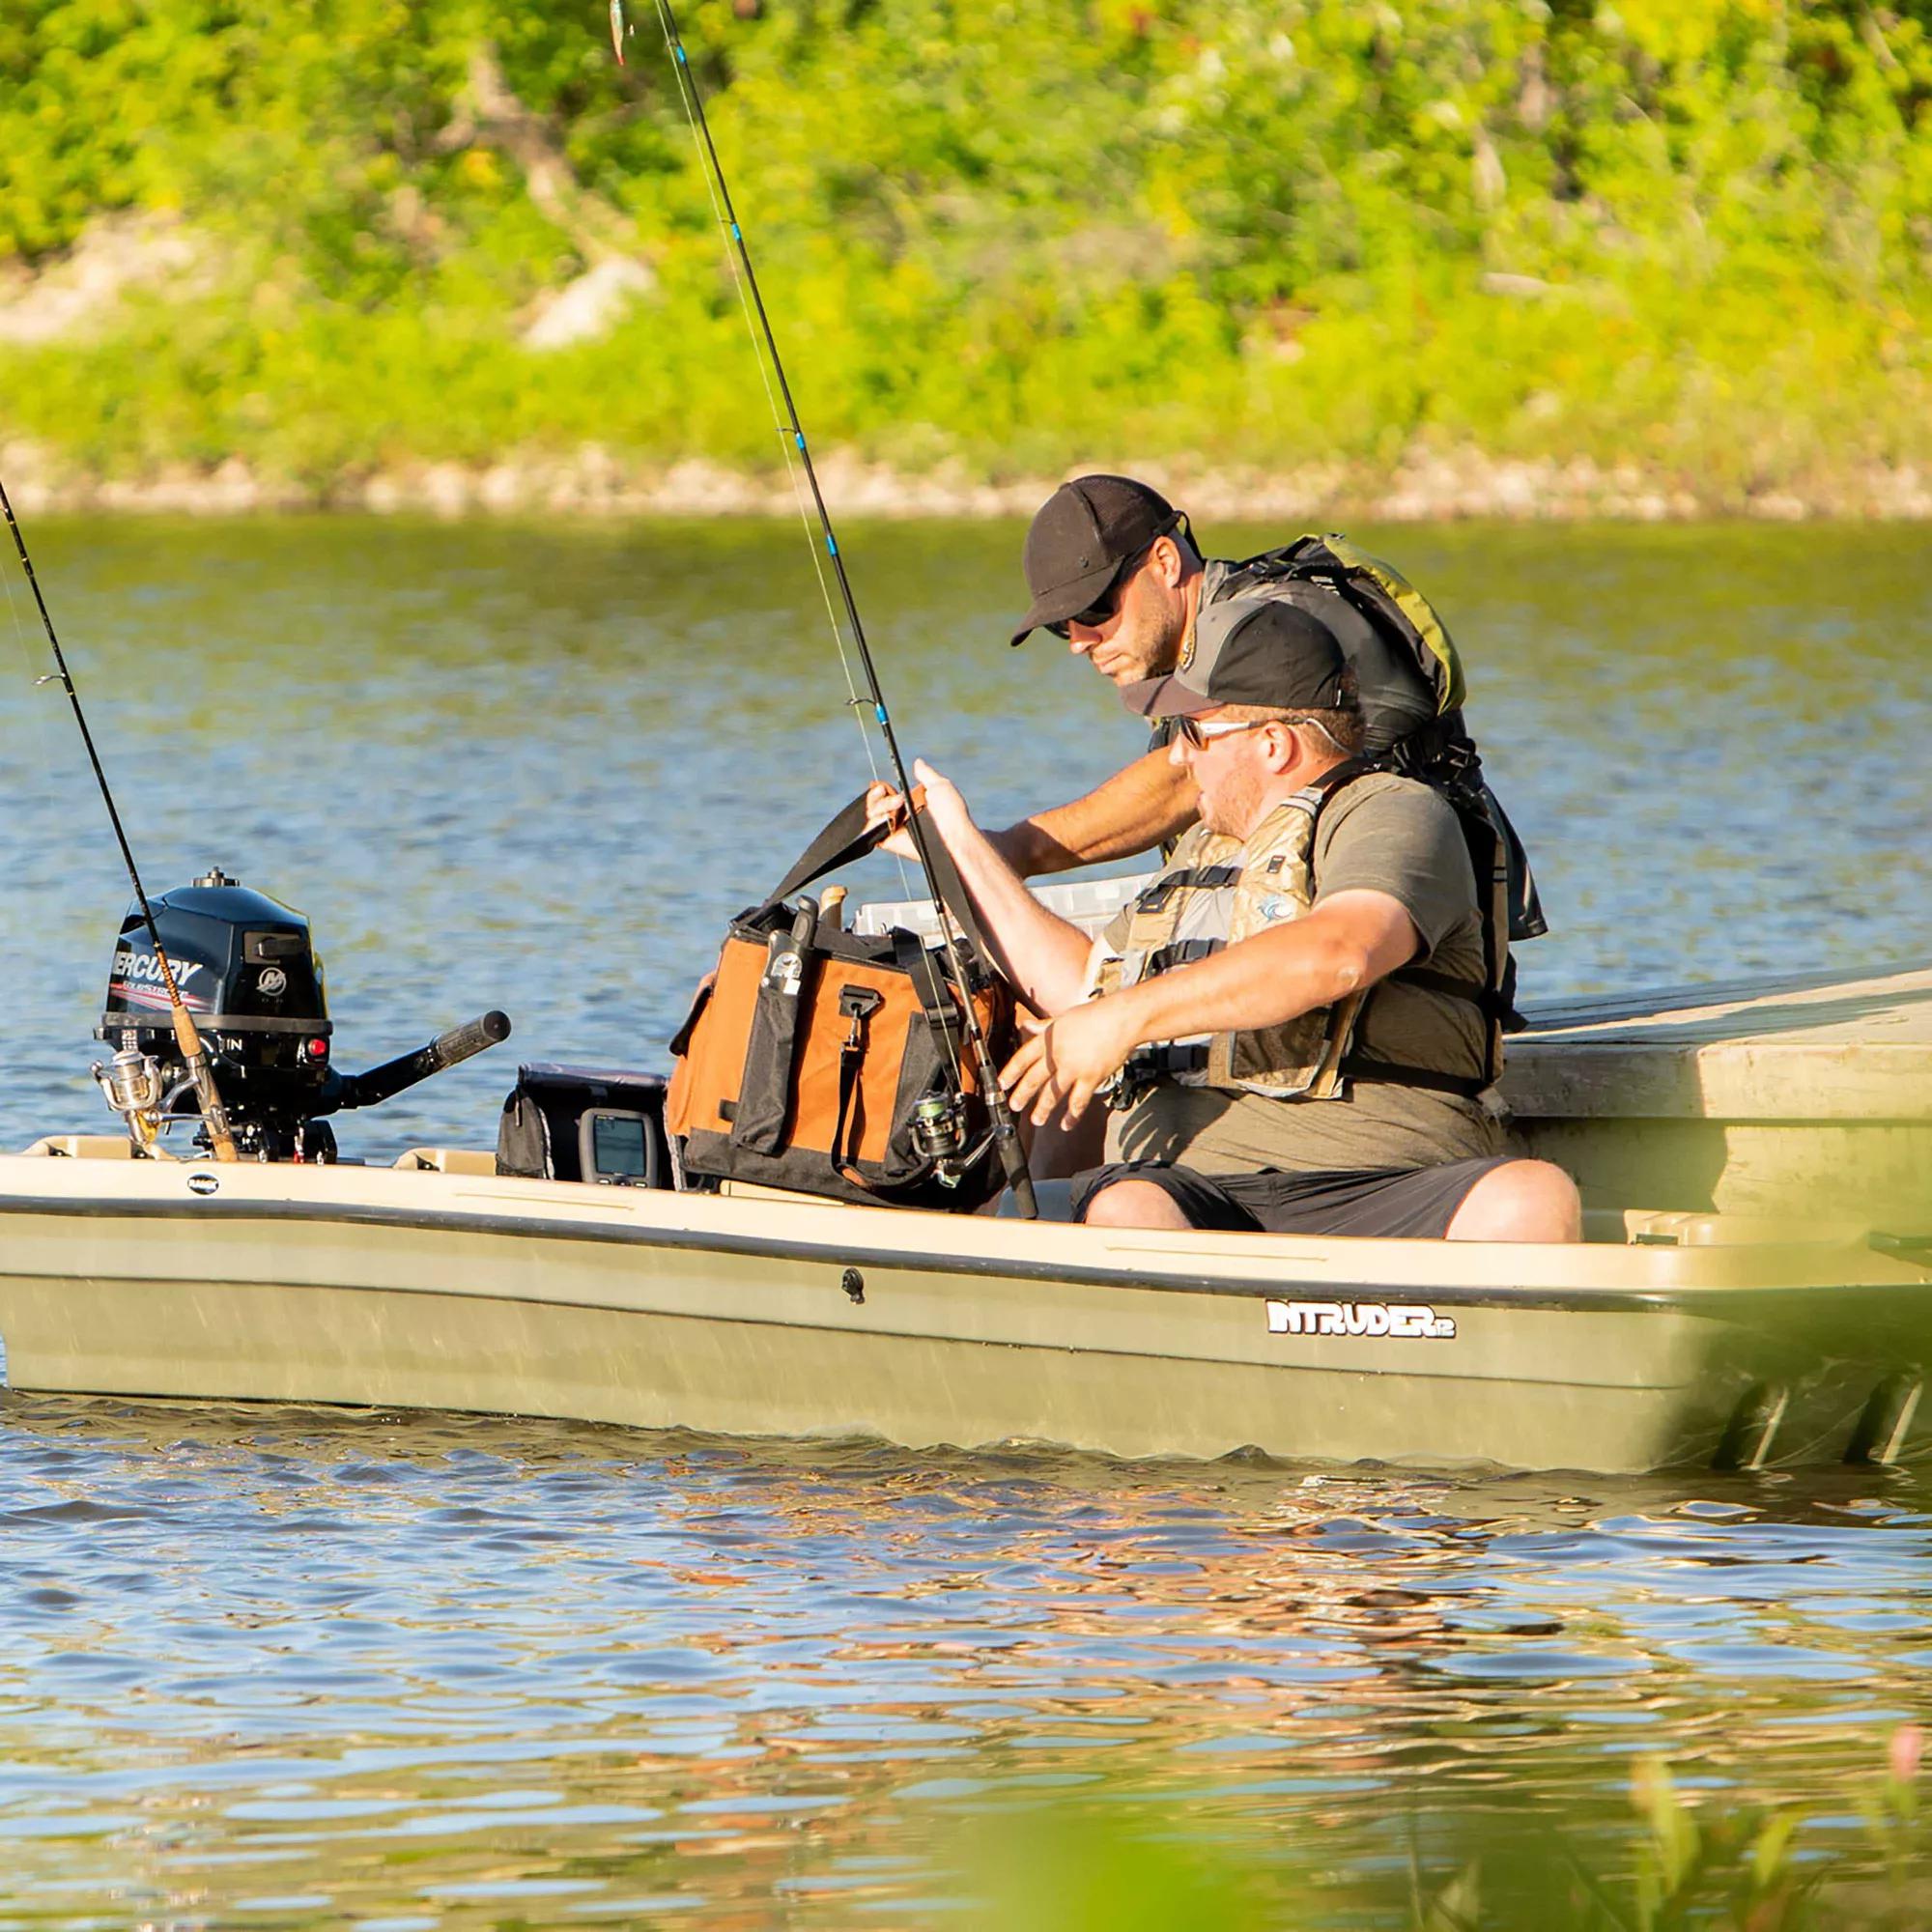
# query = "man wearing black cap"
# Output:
<box><xmin>994</xmin><ymin>473</ymin><xmax>1212</xmax><ymax>873</ymax></box>
<box><xmin>871</xmin><ymin>596</ymin><xmax>1578</xmax><ymax>1240</ymax></box>
<box><xmin>991</xmin><ymin>475</ymin><xmax>1540</xmax><ymax>946</ymax></box>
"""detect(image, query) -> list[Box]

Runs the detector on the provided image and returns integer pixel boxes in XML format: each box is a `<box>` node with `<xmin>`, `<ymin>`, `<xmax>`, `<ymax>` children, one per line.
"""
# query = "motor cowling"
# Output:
<box><xmin>97</xmin><ymin>868</ymin><xmax>335</xmax><ymax>1157</ymax></box>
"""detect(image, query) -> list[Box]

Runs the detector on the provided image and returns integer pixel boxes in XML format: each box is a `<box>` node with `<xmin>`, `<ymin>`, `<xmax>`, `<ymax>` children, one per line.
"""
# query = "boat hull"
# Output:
<box><xmin>2</xmin><ymin>1154</ymin><xmax>1925</xmax><ymax>1472</ymax></box>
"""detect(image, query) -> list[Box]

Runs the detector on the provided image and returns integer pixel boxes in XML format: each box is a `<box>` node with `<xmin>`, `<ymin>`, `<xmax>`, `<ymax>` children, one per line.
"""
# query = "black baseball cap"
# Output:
<box><xmin>1121</xmin><ymin>597</ymin><xmax>1352</xmax><ymax>718</ymax></box>
<box><xmin>1009</xmin><ymin>474</ymin><xmax>1183</xmax><ymax>646</ymax></box>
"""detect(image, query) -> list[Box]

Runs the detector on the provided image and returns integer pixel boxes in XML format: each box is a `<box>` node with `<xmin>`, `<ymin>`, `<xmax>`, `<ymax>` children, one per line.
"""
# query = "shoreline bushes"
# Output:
<box><xmin>2</xmin><ymin>0</ymin><xmax>1927</xmax><ymax>505</ymax></box>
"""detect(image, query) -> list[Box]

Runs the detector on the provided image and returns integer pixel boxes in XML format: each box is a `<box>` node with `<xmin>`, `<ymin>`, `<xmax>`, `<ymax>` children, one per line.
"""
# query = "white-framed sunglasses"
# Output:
<box><xmin>1174</xmin><ymin>716</ymin><xmax>1270</xmax><ymax>749</ymax></box>
<box><xmin>1175</xmin><ymin>713</ymin><xmax>1352</xmax><ymax>753</ymax></box>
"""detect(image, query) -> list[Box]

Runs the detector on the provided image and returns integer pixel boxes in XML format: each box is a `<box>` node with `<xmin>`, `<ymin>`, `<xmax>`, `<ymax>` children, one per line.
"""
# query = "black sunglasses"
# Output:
<box><xmin>1045</xmin><ymin>541</ymin><xmax>1152</xmax><ymax>639</ymax></box>
<box><xmin>1175</xmin><ymin>716</ymin><xmax>1272</xmax><ymax>750</ymax></box>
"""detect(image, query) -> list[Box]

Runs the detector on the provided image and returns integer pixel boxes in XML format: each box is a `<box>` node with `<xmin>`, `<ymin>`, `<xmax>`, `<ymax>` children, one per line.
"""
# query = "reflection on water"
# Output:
<box><xmin>2</xmin><ymin>1396</ymin><xmax>1931</xmax><ymax>1925</ymax></box>
<box><xmin>1</xmin><ymin>517</ymin><xmax>1930</xmax><ymax>1920</ymax></box>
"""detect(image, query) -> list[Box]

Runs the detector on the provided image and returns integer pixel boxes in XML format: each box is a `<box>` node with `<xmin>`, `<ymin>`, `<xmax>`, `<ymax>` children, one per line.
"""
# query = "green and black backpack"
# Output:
<box><xmin>1198</xmin><ymin>533</ymin><xmax>1548</xmax><ymax>1087</ymax></box>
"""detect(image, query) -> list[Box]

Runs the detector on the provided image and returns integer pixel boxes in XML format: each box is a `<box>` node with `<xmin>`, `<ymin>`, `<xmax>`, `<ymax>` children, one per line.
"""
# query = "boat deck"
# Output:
<box><xmin>1510</xmin><ymin>958</ymin><xmax>1932</xmax><ymax>1118</ymax></box>
<box><xmin>1505</xmin><ymin>959</ymin><xmax>1932</xmax><ymax>1220</ymax></box>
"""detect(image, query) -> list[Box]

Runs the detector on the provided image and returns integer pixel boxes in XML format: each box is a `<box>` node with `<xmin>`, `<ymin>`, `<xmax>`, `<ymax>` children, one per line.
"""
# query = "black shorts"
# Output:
<box><xmin>1069</xmin><ymin>1155</ymin><xmax>1512</xmax><ymax>1239</ymax></box>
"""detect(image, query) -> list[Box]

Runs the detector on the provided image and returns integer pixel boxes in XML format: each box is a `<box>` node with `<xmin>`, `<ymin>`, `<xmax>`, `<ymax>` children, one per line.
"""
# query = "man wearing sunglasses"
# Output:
<box><xmin>993</xmin><ymin>474</ymin><xmax>1211</xmax><ymax>874</ymax></box>
<box><xmin>990</xmin><ymin>475</ymin><xmax>1539</xmax><ymax>949</ymax></box>
<box><xmin>870</xmin><ymin>597</ymin><xmax>1578</xmax><ymax>1241</ymax></box>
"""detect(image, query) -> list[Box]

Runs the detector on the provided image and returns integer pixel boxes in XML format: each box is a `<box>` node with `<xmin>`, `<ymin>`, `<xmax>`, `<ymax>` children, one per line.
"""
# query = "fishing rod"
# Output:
<box><xmin>0</xmin><ymin>477</ymin><xmax>240</xmax><ymax>1163</ymax></box>
<box><xmin>625</xmin><ymin>0</ymin><xmax>1037</xmax><ymax>1219</ymax></box>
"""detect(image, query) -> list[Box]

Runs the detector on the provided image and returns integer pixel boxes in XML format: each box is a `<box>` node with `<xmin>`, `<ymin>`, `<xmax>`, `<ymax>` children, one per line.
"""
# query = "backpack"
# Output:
<box><xmin>1212</xmin><ymin>532</ymin><xmax>1547</xmax><ymax>949</ymax></box>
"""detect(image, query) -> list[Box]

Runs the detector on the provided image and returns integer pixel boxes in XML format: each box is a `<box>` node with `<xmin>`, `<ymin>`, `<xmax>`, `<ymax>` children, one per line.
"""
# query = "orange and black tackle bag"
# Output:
<box><xmin>665</xmin><ymin>793</ymin><xmax>1014</xmax><ymax>1211</ymax></box>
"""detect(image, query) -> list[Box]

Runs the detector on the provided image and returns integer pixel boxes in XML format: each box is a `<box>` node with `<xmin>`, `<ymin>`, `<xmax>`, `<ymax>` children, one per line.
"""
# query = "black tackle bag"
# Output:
<box><xmin>497</xmin><ymin>1063</ymin><xmax>670</xmax><ymax>1186</ymax></box>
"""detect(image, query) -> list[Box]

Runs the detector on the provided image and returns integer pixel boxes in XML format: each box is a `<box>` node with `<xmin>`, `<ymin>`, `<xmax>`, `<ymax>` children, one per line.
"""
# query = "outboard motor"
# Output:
<box><xmin>94</xmin><ymin>867</ymin><xmax>509</xmax><ymax>1160</ymax></box>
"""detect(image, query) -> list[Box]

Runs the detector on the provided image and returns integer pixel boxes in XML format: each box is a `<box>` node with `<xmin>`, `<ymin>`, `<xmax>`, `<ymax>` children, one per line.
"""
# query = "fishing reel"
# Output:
<box><xmin>93</xmin><ymin>1046</ymin><xmax>166</xmax><ymax>1154</ymax></box>
<box><xmin>911</xmin><ymin>1089</ymin><xmax>991</xmax><ymax>1190</ymax></box>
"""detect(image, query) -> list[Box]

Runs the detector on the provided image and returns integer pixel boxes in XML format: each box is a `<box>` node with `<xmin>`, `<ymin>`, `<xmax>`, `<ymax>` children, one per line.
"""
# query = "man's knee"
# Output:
<box><xmin>1446</xmin><ymin>1159</ymin><xmax>1582</xmax><ymax>1243</ymax></box>
<box><xmin>1081</xmin><ymin>1178</ymin><xmax>1194</xmax><ymax>1230</ymax></box>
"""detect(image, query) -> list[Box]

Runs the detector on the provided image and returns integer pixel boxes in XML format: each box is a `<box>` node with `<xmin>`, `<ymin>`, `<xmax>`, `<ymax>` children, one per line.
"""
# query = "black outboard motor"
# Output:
<box><xmin>95</xmin><ymin>867</ymin><xmax>509</xmax><ymax>1160</ymax></box>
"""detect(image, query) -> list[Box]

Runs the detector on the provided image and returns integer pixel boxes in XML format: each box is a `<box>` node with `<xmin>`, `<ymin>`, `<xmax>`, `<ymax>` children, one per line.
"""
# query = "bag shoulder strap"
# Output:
<box><xmin>1302</xmin><ymin>756</ymin><xmax>1378</xmax><ymax>812</ymax></box>
<box><xmin>759</xmin><ymin>791</ymin><xmax>1001</xmax><ymax>975</ymax></box>
<box><xmin>766</xmin><ymin>792</ymin><xmax>890</xmax><ymax>907</ymax></box>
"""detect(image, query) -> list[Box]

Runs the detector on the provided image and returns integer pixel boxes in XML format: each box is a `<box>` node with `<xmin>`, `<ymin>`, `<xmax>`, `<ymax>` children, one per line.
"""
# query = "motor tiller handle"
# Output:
<box><xmin>330</xmin><ymin>1009</ymin><xmax>513</xmax><ymax>1113</ymax></box>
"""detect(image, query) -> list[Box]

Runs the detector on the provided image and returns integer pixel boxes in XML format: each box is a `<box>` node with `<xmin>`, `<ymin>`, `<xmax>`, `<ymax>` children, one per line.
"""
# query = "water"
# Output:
<box><xmin>1</xmin><ymin>517</ymin><xmax>1927</xmax><ymax>1158</ymax></box>
<box><xmin>3</xmin><ymin>1405</ymin><xmax>1932</xmax><ymax>1926</ymax></box>
<box><xmin>0</xmin><ymin>517</ymin><xmax>1929</xmax><ymax>1923</ymax></box>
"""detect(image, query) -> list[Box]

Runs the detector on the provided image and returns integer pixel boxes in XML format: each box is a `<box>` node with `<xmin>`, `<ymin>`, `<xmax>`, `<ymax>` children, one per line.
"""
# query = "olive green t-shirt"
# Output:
<box><xmin>1106</xmin><ymin>771</ymin><xmax>1511</xmax><ymax>1176</ymax></box>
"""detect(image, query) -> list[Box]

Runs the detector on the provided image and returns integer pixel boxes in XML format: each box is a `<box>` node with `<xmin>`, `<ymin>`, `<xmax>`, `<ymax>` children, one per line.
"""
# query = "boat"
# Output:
<box><xmin>11</xmin><ymin>2</ymin><xmax>1926</xmax><ymax>1476</ymax></box>
<box><xmin>2</xmin><ymin>869</ymin><xmax>1926</xmax><ymax>1474</ymax></box>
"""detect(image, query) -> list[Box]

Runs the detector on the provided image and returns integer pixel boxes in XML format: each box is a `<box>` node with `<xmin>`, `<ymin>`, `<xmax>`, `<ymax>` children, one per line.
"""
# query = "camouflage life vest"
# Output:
<box><xmin>1088</xmin><ymin>763</ymin><xmax>1504</xmax><ymax>1108</ymax></box>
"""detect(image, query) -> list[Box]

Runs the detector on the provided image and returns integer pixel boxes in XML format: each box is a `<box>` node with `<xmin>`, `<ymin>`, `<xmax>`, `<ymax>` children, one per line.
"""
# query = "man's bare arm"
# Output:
<box><xmin>1116</xmin><ymin>890</ymin><xmax>1420</xmax><ymax>1044</ymax></box>
<box><xmin>987</xmin><ymin>748</ymin><xmax>1199</xmax><ymax>876</ymax></box>
<box><xmin>1001</xmin><ymin>891</ymin><xmax>1422</xmax><ymax>1125</ymax></box>
<box><xmin>867</xmin><ymin>765</ymin><xmax>1094</xmax><ymax>1015</ymax></box>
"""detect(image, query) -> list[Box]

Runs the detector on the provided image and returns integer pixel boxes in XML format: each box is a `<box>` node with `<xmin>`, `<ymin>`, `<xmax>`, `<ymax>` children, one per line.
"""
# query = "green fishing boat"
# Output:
<box><xmin>3</xmin><ymin>958</ymin><xmax>1925</xmax><ymax>1475</ymax></box>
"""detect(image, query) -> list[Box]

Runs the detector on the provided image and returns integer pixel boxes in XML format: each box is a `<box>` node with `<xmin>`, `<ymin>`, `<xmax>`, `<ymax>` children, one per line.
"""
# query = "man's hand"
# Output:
<box><xmin>1000</xmin><ymin>997</ymin><xmax>1144</xmax><ymax>1128</ymax></box>
<box><xmin>862</xmin><ymin>759</ymin><xmax>1099</xmax><ymax>1017</ymax></box>
<box><xmin>863</xmin><ymin>758</ymin><xmax>971</xmax><ymax>862</ymax></box>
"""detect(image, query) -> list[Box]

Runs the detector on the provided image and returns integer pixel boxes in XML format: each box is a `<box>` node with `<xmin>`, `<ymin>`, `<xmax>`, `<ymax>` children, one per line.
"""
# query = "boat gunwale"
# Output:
<box><xmin>0</xmin><ymin>1186</ymin><xmax>1914</xmax><ymax>1321</ymax></box>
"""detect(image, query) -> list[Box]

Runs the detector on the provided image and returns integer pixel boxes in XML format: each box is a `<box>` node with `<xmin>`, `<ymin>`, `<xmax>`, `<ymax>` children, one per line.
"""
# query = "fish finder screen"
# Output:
<box><xmin>588</xmin><ymin>1112</ymin><xmax>649</xmax><ymax>1180</ymax></box>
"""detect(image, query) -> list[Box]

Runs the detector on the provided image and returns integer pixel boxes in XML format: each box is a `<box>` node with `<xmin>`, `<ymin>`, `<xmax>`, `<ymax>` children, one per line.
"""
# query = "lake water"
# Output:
<box><xmin>0</xmin><ymin>516</ymin><xmax>1929</xmax><ymax>1924</ymax></box>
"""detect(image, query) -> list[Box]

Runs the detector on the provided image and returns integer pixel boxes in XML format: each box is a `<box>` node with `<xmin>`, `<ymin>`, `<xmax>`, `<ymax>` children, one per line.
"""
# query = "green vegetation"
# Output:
<box><xmin>2</xmin><ymin>0</ymin><xmax>1929</xmax><ymax>506</ymax></box>
<box><xmin>960</xmin><ymin>1736</ymin><xmax>1932</xmax><ymax>1929</ymax></box>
